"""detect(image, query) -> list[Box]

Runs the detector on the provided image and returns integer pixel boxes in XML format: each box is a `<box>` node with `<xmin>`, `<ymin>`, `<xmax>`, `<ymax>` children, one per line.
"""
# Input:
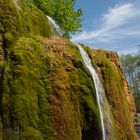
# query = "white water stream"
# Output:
<box><xmin>78</xmin><ymin>45</ymin><xmax>106</xmax><ymax>140</ymax></box>
<box><xmin>47</xmin><ymin>16</ymin><xmax>63</xmax><ymax>35</ymax></box>
<box><xmin>47</xmin><ymin>15</ymin><xmax>114</xmax><ymax>140</ymax></box>
<box><xmin>12</xmin><ymin>0</ymin><xmax>21</xmax><ymax>10</ymax></box>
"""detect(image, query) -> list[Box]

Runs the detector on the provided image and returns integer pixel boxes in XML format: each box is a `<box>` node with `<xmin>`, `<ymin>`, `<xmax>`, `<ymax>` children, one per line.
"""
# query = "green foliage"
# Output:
<box><xmin>120</xmin><ymin>54</ymin><xmax>140</xmax><ymax>113</ymax></box>
<box><xmin>0</xmin><ymin>33</ymin><xmax>102</xmax><ymax>140</ymax></box>
<box><xmin>33</xmin><ymin>0</ymin><xmax>83</xmax><ymax>38</ymax></box>
<box><xmin>86</xmin><ymin>48</ymin><xmax>138</xmax><ymax>140</ymax></box>
<box><xmin>4</xmin><ymin>32</ymin><xmax>14</xmax><ymax>47</ymax></box>
<box><xmin>1</xmin><ymin>37</ymin><xmax>54</xmax><ymax>140</ymax></box>
<box><xmin>121</xmin><ymin>54</ymin><xmax>139</xmax><ymax>76</ymax></box>
<box><xmin>24</xmin><ymin>127</ymin><xmax>44</xmax><ymax>140</ymax></box>
<box><xmin>121</xmin><ymin>54</ymin><xmax>140</xmax><ymax>93</ymax></box>
<box><xmin>0</xmin><ymin>0</ymin><xmax>138</xmax><ymax>139</ymax></box>
<box><xmin>0</xmin><ymin>0</ymin><xmax>53</xmax><ymax>48</ymax></box>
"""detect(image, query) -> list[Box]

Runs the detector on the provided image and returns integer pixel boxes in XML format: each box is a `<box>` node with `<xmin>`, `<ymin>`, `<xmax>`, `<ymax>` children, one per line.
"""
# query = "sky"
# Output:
<box><xmin>72</xmin><ymin>0</ymin><xmax>140</xmax><ymax>55</ymax></box>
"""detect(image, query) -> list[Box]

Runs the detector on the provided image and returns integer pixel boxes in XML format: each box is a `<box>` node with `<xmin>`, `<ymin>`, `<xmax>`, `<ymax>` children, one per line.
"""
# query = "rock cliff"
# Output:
<box><xmin>0</xmin><ymin>0</ymin><xmax>138</xmax><ymax>139</ymax></box>
<box><xmin>85</xmin><ymin>48</ymin><xmax>137</xmax><ymax>139</ymax></box>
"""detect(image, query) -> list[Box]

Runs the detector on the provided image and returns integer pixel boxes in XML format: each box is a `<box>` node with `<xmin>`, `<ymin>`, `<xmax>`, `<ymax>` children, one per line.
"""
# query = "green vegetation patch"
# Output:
<box><xmin>86</xmin><ymin>47</ymin><xmax>138</xmax><ymax>140</ymax></box>
<box><xmin>0</xmin><ymin>0</ymin><xmax>52</xmax><ymax>48</ymax></box>
<box><xmin>1</xmin><ymin>37</ymin><xmax>53</xmax><ymax>139</ymax></box>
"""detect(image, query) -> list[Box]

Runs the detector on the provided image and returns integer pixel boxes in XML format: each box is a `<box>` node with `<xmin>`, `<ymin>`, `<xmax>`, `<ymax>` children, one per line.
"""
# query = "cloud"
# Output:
<box><xmin>102</xmin><ymin>3</ymin><xmax>138</xmax><ymax>29</ymax></box>
<box><xmin>72</xmin><ymin>2</ymin><xmax>140</xmax><ymax>54</ymax></box>
<box><xmin>117</xmin><ymin>46</ymin><xmax>139</xmax><ymax>55</ymax></box>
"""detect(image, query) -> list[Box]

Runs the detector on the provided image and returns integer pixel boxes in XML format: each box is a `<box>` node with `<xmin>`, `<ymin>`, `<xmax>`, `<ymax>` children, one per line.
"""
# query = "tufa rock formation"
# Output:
<box><xmin>0</xmin><ymin>0</ymin><xmax>138</xmax><ymax>139</ymax></box>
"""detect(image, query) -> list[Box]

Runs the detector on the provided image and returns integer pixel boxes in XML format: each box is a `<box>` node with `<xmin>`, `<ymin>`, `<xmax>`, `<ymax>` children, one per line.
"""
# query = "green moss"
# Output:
<box><xmin>0</xmin><ymin>34</ymin><xmax>101</xmax><ymax>139</ymax></box>
<box><xmin>23</xmin><ymin>127</ymin><xmax>44</xmax><ymax>140</ymax></box>
<box><xmin>0</xmin><ymin>0</ymin><xmax>137</xmax><ymax>139</ymax></box>
<box><xmin>1</xmin><ymin>37</ymin><xmax>54</xmax><ymax>139</ymax></box>
<box><xmin>86</xmin><ymin>47</ymin><xmax>138</xmax><ymax>140</ymax></box>
<box><xmin>0</xmin><ymin>4</ymin><xmax>54</xmax><ymax>138</ymax></box>
<box><xmin>0</xmin><ymin>0</ymin><xmax>53</xmax><ymax>48</ymax></box>
<box><xmin>4</xmin><ymin>32</ymin><xmax>14</xmax><ymax>47</ymax></box>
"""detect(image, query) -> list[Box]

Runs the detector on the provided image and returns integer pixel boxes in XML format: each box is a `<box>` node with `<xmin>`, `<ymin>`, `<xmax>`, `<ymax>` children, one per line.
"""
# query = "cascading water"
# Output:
<box><xmin>47</xmin><ymin>16</ymin><xmax>63</xmax><ymax>35</ymax></box>
<box><xmin>46</xmin><ymin>16</ymin><xmax>115</xmax><ymax>139</ymax></box>
<box><xmin>12</xmin><ymin>0</ymin><xmax>21</xmax><ymax>10</ymax></box>
<box><xmin>78</xmin><ymin>45</ymin><xmax>115</xmax><ymax>140</ymax></box>
<box><xmin>13</xmin><ymin>0</ymin><xmax>18</xmax><ymax>5</ymax></box>
<box><xmin>78</xmin><ymin>45</ymin><xmax>106</xmax><ymax>140</ymax></box>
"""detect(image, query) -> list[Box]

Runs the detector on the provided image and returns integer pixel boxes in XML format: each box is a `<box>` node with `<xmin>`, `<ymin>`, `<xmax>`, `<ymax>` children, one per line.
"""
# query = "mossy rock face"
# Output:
<box><xmin>0</xmin><ymin>1</ymin><xmax>101</xmax><ymax>139</ymax></box>
<box><xmin>85</xmin><ymin>47</ymin><xmax>138</xmax><ymax>140</ymax></box>
<box><xmin>0</xmin><ymin>35</ymin><xmax>138</xmax><ymax>139</ymax></box>
<box><xmin>0</xmin><ymin>35</ymin><xmax>102</xmax><ymax>140</ymax></box>
<box><xmin>0</xmin><ymin>0</ymin><xmax>53</xmax><ymax>48</ymax></box>
<box><xmin>0</xmin><ymin>0</ymin><xmax>138</xmax><ymax>139</ymax></box>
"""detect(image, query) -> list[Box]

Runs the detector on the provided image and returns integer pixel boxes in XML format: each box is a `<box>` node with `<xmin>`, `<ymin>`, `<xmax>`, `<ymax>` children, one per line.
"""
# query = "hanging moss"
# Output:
<box><xmin>0</xmin><ymin>0</ymin><xmax>138</xmax><ymax>139</ymax></box>
<box><xmin>0</xmin><ymin>0</ymin><xmax>53</xmax><ymax>49</ymax></box>
<box><xmin>86</xmin><ymin>47</ymin><xmax>138</xmax><ymax>140</ymax></box>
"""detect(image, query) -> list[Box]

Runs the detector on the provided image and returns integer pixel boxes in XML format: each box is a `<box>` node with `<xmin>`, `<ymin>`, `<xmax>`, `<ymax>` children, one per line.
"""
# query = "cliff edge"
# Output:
<box><xmin>0</xmin><ymin>0</ymin><xmax>138</xmax><ymax>139</ymax></box>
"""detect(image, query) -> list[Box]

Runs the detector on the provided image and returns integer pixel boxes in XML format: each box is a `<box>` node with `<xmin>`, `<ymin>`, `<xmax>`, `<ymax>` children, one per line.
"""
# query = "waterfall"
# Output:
<box><xmin>47</xmin><ymin>16</ymin><xmax>63</xmax><ymax>35</ymax></box>
<box><xmin>78</xmin><ymin>45</ymin><xmax>106</xmax><ymax>140</ymax></box>
<box><xmin>13</xmin><ymin>0</ymin><xmax>17</xmax><ymax>4</ymax></box>
<box><xmin>12</xmin><ymin>0</ymin><xmax>21</xmax><ymax>10</ymax></box>
<box><xmin>45</xmin><ymin>16</ymin><xmax>115</xmax><ymax>139</ymax></box>
<box><xmin>78</xmin><ymin>45</ymin><xmax>115</xmax><ymax>140</ymax></box>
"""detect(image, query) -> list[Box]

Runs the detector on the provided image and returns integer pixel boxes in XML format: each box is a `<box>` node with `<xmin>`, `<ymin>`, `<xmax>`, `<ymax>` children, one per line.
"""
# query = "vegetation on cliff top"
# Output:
<box><xmin>0</xmin><ymin>34</ymin><xmax>102</xmax><ymax>139</ymax></box>
<box><xmin>0</xmin><ymin>1</ymin><xmax>102</xmax><ymax>138</ymax></box>
<box><xmin>0</xmin><ymin>0</ymin><xmax>53</xmax><ymax>46</ymax></box>
<box><xmin>85</xmin><ymin>47</ymin><xmax>138</xmax><ymax>140</ymax></box>
<box><xmin>32</xmin><ymin>0</ymin><xmax>83</xmax><ymax>38</ymax></box>
<box><xmin>0</xmin><ymin>0</ymin><xmax>138</xmax><ymax>139</ymax></box>
<box><xmin>121</xmin><ymin>54</ymin><xmax>140</xmax><ymax>113</ymax></box>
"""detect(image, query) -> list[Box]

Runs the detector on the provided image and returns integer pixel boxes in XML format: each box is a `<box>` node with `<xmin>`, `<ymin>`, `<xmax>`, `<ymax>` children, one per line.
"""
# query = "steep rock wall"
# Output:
<box><xmin>0</xmin><ymin>35</ymin><xmax>102</xmax><ymax>140</ymax></box>
<box><xmin>0</xmin><ymin>0</ymin><xmax>138</xmax><ymax>139</ymax></box>
<box><xmin>86</xmin><ymin>48</ymin><xmax>138</xmax><ymax>140</ymax></box>
<box><xmin>0</xmin><ymin>34</ymin><xmax>138</xmax><ymax>140</ymax></box>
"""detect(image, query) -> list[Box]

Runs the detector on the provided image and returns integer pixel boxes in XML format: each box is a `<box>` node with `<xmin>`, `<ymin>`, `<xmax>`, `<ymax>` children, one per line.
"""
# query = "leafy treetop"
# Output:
<box><xmin>32</xmin><ymin>0</ymin><xmax>83</xmax><ymax>38</ymax></box>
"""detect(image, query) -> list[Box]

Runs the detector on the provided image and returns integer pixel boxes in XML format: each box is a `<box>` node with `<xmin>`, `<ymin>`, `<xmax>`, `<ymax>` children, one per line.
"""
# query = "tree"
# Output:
<box><xmin>120</xmin><ymin>53</ymin><xmax>140</xmax><ymax>112</ymax></box>
<box><xmin>32</xmin><ymin>0</ymin><xmax>83</xmax><ymax>38</ymax></box>
<box><xmin>121</xmin><ymin>54</ymin><xmax>140</xmax><ymax>94</ymax></box>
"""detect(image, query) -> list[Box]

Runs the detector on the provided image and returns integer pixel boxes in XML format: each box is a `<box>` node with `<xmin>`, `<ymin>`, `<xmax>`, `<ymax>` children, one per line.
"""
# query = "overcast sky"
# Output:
<box><xmin>72</xmin><ymin>0</ymin><xmax>140</xmax><ymax>55</ymax></box>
